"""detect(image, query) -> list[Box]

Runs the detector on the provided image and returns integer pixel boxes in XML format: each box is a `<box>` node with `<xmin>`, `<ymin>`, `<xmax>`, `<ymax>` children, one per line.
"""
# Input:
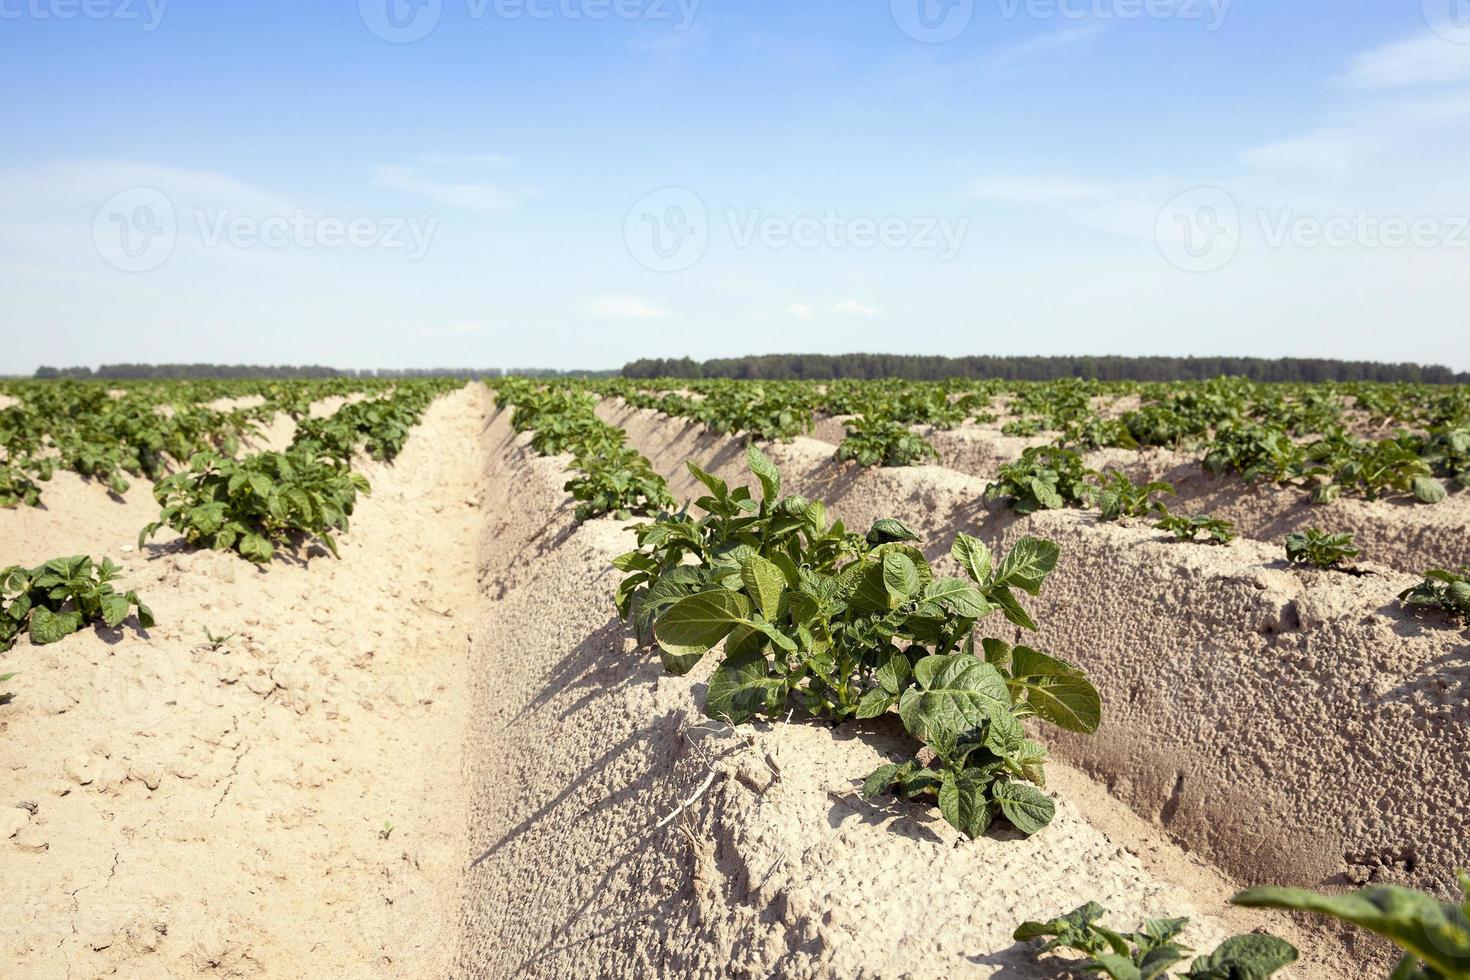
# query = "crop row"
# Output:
<box><xmin>0</xmin><ymin>376</ymin><xmax>396</xmax><ymax>506</ymax></box>
<box><xmin>138</xmin><ymin>379</ymin><xmax>460</xmax><ymax>562</ymax></box>
<box><xmin>492</xmin><ymin>377</ymin><xmax>1469</xmax><ymax>977</ymax></box>
<box><xmin>2</xmin><ymin>381</ymin><xmax>459</xmax><ymax>705</ymax></box>
<box><xmin>609</xmin><ymin>444</ymin><xmax>1467</xmax><ymax>979</ymax></box>
<box><xmin>594</xmin><ymin>376</ymin><xmax>1470</xmax><ymax>509</ymax></box>
<box><xmin>493</xmin><ymin>378</ymin><xmax>674</xmax><ymax>523</ymax></box>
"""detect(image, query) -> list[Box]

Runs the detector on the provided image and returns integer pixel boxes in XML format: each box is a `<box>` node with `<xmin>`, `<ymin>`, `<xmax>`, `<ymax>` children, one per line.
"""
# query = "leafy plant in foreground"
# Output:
<box><xmin>987</xmin><ymin>446</ymin><xmax>1098</xmax><ymax>515</ymax></box>
<box><xmin>1233</xmin><ymin>876</ymin><xmax>1470</xmax><ymax>979</ymax></box>
<box><xmin>1398</xmin><ymin>568</ymin><xmax>1470</xmax><ymax>624</ymax></box>
<box><xmin>140</xmin><ymin>450</ymin><xmax>369</xmax><ymax>563</ymax></box>
<box><xmin>1014</xmin><ymin>902</ymin><xmax>1298</xmax><ymax>980</ymax></box>
<box><xmin>1093</xmin><ymin>471</ymin><xmax>1175</xmax><ymax>521</ymax></box>
<box><xmin>835</xmin><ymin>416</ymin><xmax>939</xmax><ymax>468</ymax></box>
<box><xmin>1</xmin><ymin>557</ymin><xmax>154</xmax><ymax>653</ymax></box>
<box><xmin>614</xmin><ymin>447</ymin><xmax>1100</xmax><ymax>839</ymax></box>
<box><xmin>1284</xmin><ymin>528</ymin><xmax>1360</xmax><ymax>569</ymax></box>
<box><xmin>1154</xmin><ymin>507</ymin><xmax>1236</xmax><ymax>545</ymax></box>
<box><xmin>861</xmin><ymin>635</ymin><xmax>1100</xmax><ymax>839</ymax></box>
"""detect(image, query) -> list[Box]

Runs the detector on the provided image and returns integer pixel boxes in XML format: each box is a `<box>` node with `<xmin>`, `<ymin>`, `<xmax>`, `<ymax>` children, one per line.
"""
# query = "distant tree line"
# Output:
<box><xmin>29</xmin><ymin>364</ymin><xmax>618</xmax><ymax>381</ymax></box>
<box><xmin>621</xmin><ymin>354</ymin><xmax>1470</xmax><ymax>384</ymax></box>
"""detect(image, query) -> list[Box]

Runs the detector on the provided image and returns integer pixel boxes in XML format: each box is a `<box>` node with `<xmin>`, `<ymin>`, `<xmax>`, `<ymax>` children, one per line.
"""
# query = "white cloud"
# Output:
<box><xmin>987</xmin><ymin>25</ymin><xmax>1105</xmax><ymax>72</ymax></box>
<box><xmin>833</xmin><ymin>300</ymin><xmax>877</xmax><ymax>317</ymax></box>
<box><xmin>1238</xmin><ymin>128</ymin><xmax>1364</xmax><ymax>179</ymax></box>
<box><xmin>1342</xmin><ymin>33</ymin><xmax>1470</xmax><ymax>90</ymax></box>
<box><xmin>373</xmin><ymin>164</ymin><xmax>516</xmax><ymax>212</ymax></box>
<box><xmin>589</xmin><ymin>296</ymin><xmax>670</xmax><ymax>319</ymax></box>
<box><xmin>786</xmin><ymin>302</ymin><xmax>815</xmax><ymax>320</ymax></box>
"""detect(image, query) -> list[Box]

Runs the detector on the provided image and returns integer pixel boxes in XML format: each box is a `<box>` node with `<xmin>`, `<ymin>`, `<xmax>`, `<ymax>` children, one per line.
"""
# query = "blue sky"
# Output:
<box><xmin>2</xmin><ymin>0</ymin><xmax>1468</xmax><ymax>372</ymax></box>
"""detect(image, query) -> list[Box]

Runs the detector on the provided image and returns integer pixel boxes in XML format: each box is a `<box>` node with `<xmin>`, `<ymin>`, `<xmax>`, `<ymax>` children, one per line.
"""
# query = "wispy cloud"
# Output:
<box><xmin>987</xmin><ymin>25</ymin><xmax>1105</xmax><ymax>72</ymax></box>
<box><xmin>374</xmin><ymin>164</ymin><xmax>516</xmax><ymax>212</ymax></box>
<box><xmin>832</xmin><ymin>300</ymin><xmax>877</xmax><ymax>317</ymax></box>
<box><xmin>786</xmin><ymin>302</ymin><xmax>815</xmax><ymax>320</ymax></box>
<box><xmin>589</xmin><ymin>296</ymin><xmax>669</xmax><ymax>319</ymax></box>
<box><xmin>1341</xmin><ymin>33</ymin><xmax>1470</xmax><ymax>90</ymax></box>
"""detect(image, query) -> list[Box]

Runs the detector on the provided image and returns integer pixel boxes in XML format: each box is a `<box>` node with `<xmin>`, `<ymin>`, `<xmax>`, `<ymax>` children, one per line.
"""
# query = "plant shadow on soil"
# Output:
<box><xmin>138</xmin><ymin>538</ymin><xmax>326</xmax><ymax>571</ymax></box>
<box><xmin>469</xmin><ymin>705</ymin><xmax>703</xmax><ymax>861</ymax></box>
<box><xmin>967</xmin><ymin>943</ymin><xmax>1056</xmax><ymax>978</ymax></box>
<box><xmin>1382</xmin><ymin>603</ymin><xmax>1470</xmax><ymax>642</ymax></box>
<box><xmin>506</xmin><ymin>612</ymin><xmax>637</xmax><ymax>726</ymax></box>
<box><xmin>92</xmin><ymin>620</ymin><xmax>151</xmax><ymax>646</ymax></box>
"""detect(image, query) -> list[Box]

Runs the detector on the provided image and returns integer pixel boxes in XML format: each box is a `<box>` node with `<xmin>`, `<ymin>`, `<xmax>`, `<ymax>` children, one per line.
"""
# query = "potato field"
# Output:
<box><xmin>1</xmin><ymin>374</ymin><xmax>1466</xmax><ymax>979</ymax></box>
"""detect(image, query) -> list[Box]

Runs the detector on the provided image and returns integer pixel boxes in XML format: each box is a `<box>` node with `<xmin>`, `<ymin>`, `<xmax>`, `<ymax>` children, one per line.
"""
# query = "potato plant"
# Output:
<box><xmin>1284</xmin><ymin>528</ymin><xmax>1360</xmax><ymax>569</ymax></box>
<box><xmin>835</xmin><ymin>416</ymin><xmax>939</xmax><ymax>468</ymax></box>
<box><xmin>987</xmin><ymin>446</ymin><xmax>1098</xmax><ymax>514</ymax></box>
<box><xmin>292</xmin><ymin>383</ymin><xmax>454</xmax><ymax>463</ymax></box>
<box><xmin>1</xmin><ymin>556</ymin><xmax>154</xmax><ymax>653</ymax></box>
<box><xmin>496</xmin><ymin>379</ymin><xmax>675</xmax><ymax>524</ymax></box>
<box><xmin>1398</xmin><ymin>568</ymin><xmax>1470</xmax><ymax>624</ymax></box>
<box><xmin>1305</xmin><ymin>432</ymin><xmax>1447</xmax><ymax>505</ymax></box>
<box><xmin>614</xmin><ymin>447</ymin><xmax>1100</xmax><ymax>839</ymax></box>
<box><xmin>1014</xmin><ymin>902</ymin><xmax>1297</xmax><ymax>980</ymax></box>
<box><xmin>1093</xmin><ymin>471</ymin><xmax>1175</xmax><ymax>521</ymax></box>
<box><xmin>1233</xmin><ymin>877</ymin><xmax>1470</xmax><ymax>980</ymax></box>
<box><xmin>140</xmin><ymin>449</ymin><xmax>370</xmax><ymax>563</ymax></box>
<box><xmin>564</xmin><ymin>446</ymin><xmax>675</xmax><ymax>523</ymax></box>
<box><xmin>1154</xmin><ymin>507</ymin><xmax>1236</xmax><ymax>545</ymax></box>
<box><xmin>0</xmin><ymin>465</ymin><xmax>44</xmax><ymax>509</ymax></box>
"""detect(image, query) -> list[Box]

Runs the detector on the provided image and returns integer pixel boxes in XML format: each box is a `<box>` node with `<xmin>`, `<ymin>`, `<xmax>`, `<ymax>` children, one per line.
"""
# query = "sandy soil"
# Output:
<box><xmin>4</xmin><ymin>387</ymin><xmax>1459</xmax><ymax>978</ymax></box>
<box><xmin>599</xmin><ymin>399</ymin><xmax>1469</xmax><ymax>973</ymax></box>
<box><xmin>0</xmin><ymin>386</ymin><xmax>486</xmax><ymax>978</ymax></box>
<box><xmin>457</xmin><ymin>408</ymin><xmax>1353</xmax><ymax>979</ymax></box>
